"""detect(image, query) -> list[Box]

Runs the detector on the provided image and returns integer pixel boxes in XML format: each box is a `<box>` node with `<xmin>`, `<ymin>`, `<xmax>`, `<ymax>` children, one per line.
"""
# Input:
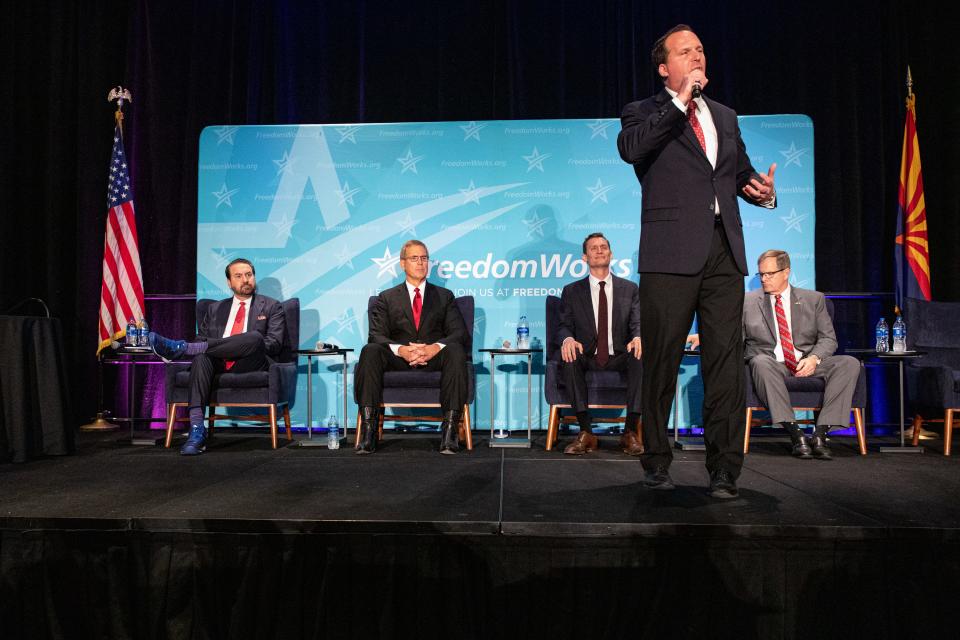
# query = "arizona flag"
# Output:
<box><xmin>894</xmin><ymin>76</ymin><xmax>932</xmax><ymax>305</ymax></box>
<box><xmin>97</xmin><ymin>123</ymin><xmax>145</xmax><ymax>354</ymax></box>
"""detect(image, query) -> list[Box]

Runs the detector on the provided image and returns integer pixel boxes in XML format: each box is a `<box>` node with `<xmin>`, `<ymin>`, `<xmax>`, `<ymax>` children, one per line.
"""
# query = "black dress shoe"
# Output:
<box><xmin>708</xmin><ymin>469</ymin><xmax>739</xmax><ymax>499</ymax></box>
<box><xmin>642</xmin><ymin>464</ymin><xmax>675</xmax><ymax>490</ymax></box>
<box><xmin>809</xmin><ymin>425</ymin><xmax>833</xmax><ymax>460</ymax></box>
<box><xmin>783</xmin><ymin>422</ymin><xmax>812</xmax><ymax>459</ymax></box>
<box><xmin>355</xmin><ymin>406</ymin><xmax>378</xmax><ymax>455</ymax></box>
<box><xmin>439</xmin><ymin>410</ymin><xmax>462</xmax><ymax>455</ymax></box>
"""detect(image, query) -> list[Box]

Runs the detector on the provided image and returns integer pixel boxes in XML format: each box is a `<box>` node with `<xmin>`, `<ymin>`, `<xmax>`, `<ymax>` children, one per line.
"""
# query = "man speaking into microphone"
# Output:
<box><xmin>617</xmin><ymin>24</ymin><xmax>777</xmax><ymax>498</ymax></box>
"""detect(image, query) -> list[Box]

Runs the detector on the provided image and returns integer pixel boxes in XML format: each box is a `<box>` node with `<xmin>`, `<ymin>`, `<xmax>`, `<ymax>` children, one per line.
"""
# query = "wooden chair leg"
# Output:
<box><xmin>546</xmin><ymin>405</ymin><xmax>560</xmax><ymax>451</ymax></box>
<box><xmin>165</xmin><ymin>403</ymin><xmax>178</xmax><ymax>448</ymax></box>
<box><xmin>269</xmin><ymin>404</ymin><xmax>278</xmax><ymax>449</ymax></box>
<box><xmin>283</xmin><ymin>405</ymin><xmax>292</xmax><ymax>440</ymax></box>
<box><xmin>911</xmin><ymin>414</ymin><xmax>923</xmax><ymax>447</ymax></box>
<box><xmin>378</xmin><ymin>409</ymin><xmax>384</xmax><ymax>441</ymax></box>
<box><xmin>744</xmin><ymin>408</ymin><xmax>753</xmax><ymax>454</ymax></box>
<box><xmin>853</xmin><ymin>407</ymin><xmax>867</xmax><ymax>455</ymax></box>
<box><xmin>355</xmin><ymin>413</ymin><xmax>362</xmax><ymax>447</ymax></box>
<box><xmin>461</xmin><ymin>404</ymin><xmax>473</xmax><ymax>451</ymax></box>
<box><xmin>636</xmin><ymin>419</ymin><xmax>644</xmax><ymax>449</ymax></box>
<box><xmin>945</xmin><ymin>409</ymin><xmax>954</xmax><ymax>456</ymax></box>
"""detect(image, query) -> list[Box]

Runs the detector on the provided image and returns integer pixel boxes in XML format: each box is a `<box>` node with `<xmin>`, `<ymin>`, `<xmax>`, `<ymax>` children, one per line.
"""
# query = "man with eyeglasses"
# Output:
<box><xmin>354</xmin><ymin>240</ymin><xmax>469</xmax><ymax>454</ymax></box>
<box><xmin>693</xmin><ymin>249</ymin><xmax>860</xmax><ymax>459</ymax></box>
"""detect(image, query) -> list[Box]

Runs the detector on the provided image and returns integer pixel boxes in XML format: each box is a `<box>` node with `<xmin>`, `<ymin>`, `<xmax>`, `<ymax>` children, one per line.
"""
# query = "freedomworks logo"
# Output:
<box><xmin>433</xmin><ymin>253</ymin><xmax>634</xmax><ymax>280</ymax></box>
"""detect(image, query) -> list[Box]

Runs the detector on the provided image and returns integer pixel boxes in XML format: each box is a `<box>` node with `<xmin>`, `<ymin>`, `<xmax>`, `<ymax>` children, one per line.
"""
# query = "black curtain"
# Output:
<box><xmin>2</xmin><ymin>0</ymin><xmax>958</xmax><ymax>426</ymax></box>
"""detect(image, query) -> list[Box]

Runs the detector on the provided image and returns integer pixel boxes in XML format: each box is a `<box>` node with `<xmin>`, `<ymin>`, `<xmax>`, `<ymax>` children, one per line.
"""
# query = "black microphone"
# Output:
<box><xmin>691</xmin><ymin>81</ymin><xmax>702</xmax><ymax>99</ymax></box>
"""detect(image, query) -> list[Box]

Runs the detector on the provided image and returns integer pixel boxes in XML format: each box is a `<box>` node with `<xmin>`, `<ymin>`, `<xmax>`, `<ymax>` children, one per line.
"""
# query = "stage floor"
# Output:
<box><xmin>3</xmin><ymin>430</ymin><xmax>959</xmax><ymax>538</ymax></box>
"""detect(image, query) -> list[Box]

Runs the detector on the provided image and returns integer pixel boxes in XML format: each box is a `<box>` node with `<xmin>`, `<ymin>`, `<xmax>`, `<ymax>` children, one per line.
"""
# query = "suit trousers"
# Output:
<box><xmin>188</xmin><ymin>332</ymin><xmax>269</xmax><ymax>408</ymax></box>
<box><xmin>560</xmin><ymin>351</ymin><xmax>642</xmax><ymax>415</ymax></box>
<box><xmin>355</xmin><ymin>342</ymin><xmax>467</xmax><ymax>412</ymax></box>
<box><xmin>639</xmin><ymin>221</ymin><xmax>745</xmax><ymax>478</ymax></box>
<box><xmin>748</xmin><ymin>354</ymin><xmax>861</xmax><ymax>426</ymax></box>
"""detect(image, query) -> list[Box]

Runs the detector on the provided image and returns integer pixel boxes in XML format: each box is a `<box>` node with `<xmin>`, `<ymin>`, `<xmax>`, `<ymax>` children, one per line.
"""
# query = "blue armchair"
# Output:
<box><xmin>906</xmin><ymin>298</ymin><xmax>960</xmax><ymax>455</ymax></box>
<box><xmin>744</xmin><ymin>298</ymin><xmax>868</xmax><ymax>455</ymax></box>
<box><xmin>163</xmin><ymin>298</ymin><xmax>299</xmax><ymax>449</ymax></box>
<box><xmin>543</xmin><ymin>295</ymin><xmax>639</xmax><ymax>451</ymax></box>
<box><xmin>353</xmin><ymin>295</ymin><xmax>475</xmax><ymax>450</ymax></box>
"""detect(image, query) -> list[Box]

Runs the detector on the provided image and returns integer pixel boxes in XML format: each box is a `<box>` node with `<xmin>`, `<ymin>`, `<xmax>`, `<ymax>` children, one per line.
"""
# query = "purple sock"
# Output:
<box><xmin>189</xmin><ymin>407</ymin><xmax>204</xmax><ymax>425</ymax></box>
<box><xmin>185</xmin><ymin>341</ymin><xmax>208</xmax><ymax>356</ymax></box>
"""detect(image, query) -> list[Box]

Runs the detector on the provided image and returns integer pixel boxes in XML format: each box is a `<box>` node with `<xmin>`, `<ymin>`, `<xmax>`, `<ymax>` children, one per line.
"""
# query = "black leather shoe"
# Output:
<box><xmin>642</xmin><ymin>464</ymin><xmax>675</xmax><ymax>490</ymax></box>
<box><xmin>355</xmin><ymin>406</ymin><xmax>378</xmax><ymax>455</ymax></box>
<box><xmin>439</xmin><ymin>410</ymin><xmax>462</xmax><ymax>455</ymax></box>
<box><xmin>708</xmin><ymin>469</ymin><xmax>739</xmax><ymax>499</ymax></box>
<box><xmin>809</xmin><ymin>425</ymin><xmax>833</xmax><ymax>460</ymax></box>
<box><xmin>783</xmin><ymin>422</ymin><xmax>812</xmax><ymax>459</ymax></box>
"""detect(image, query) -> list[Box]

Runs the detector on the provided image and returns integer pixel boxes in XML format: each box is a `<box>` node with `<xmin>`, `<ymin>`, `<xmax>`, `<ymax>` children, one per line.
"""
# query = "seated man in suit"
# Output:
<box><xmin>145</xmin><ymin>258</ymin><xmax>286</xmax><ymax>455</ymax></box>
<box><xmin>689</xmin><ymin>249</ymin><xmax>859</xmax><ymax>459</ymax></box>
<box><xmin>557</xmin><ymin>232</ymin><xmax>643</xmax><ymax>455</ymax></box>
<box><xmin>354</xmin><ymin>239</ymin><xmax>469</xmax><ymax>455</ymax></box>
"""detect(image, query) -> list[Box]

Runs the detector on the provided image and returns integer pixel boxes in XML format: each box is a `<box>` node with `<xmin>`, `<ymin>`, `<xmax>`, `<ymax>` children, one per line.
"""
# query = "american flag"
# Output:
<box><xmin>97</xmin><ymin>124</ymin><xmax>145</xmax><ymax>354</ymax></box>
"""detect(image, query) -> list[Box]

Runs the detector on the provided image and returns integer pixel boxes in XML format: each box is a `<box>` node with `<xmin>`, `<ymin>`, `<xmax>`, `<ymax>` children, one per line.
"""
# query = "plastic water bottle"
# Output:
<box><xmin>516</xmin><ymin>315</ymin><xmax>530</xmax><ymax>349</ymax></box>
<box><xmin>326</xmin><ymin>414</ymin><xmax>340</xmax><ymax>450</ymax></box>
<box><xmin>125</xmin><ymin>318</ymin><xmax>138</xmax><ymax>346</ymax></box>
<box><xmin>892</xmin><ymin>312</ymin><xmax>907</xmax><ymax>353</ymax></box>
<box><xmin>875</xmin><ymin>318</ymin><xmax>889</xmax><ymax>353</ymax></box>
<box><xmin>137</xmin><ymin>318</ymin><xmax>150</xmax><ymax>346</ymax></box>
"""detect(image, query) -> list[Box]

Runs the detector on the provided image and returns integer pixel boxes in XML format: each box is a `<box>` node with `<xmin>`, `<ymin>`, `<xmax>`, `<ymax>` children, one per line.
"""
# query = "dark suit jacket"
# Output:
<box><xmin>369</xmin><ymin>282</ymin><xmax>465</xmax><ymax>347</ymax></box>
<box><xmin>556</xmin><ymin>275</ymin><xmax>641</xmax><ymax>356</ymax></box>
<box><xmin>742</xmin><ymin>287</ymin><xmax>838</xmax><ymax>363</ymax></box>
<box><xmin>198</xmin><ymin>294</ymin><xmax>285</xmax><ymax>359</ymax></box>
<box><xmin>617</xmin><ymin>89</ymin><xmax>762</xmax><ymax>276</ymax></box>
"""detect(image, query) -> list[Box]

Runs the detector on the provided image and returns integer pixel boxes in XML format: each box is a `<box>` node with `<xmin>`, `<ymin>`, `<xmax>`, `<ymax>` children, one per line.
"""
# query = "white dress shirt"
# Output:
<box><xmin>222</xmin><ymin>296</ymin><xmax>251</xmax><ymax>337</ymax></box>
<box><xmin>767</xmin><ymin>285</ymin><xmax>803</xmax><ymax>363</ymax></box>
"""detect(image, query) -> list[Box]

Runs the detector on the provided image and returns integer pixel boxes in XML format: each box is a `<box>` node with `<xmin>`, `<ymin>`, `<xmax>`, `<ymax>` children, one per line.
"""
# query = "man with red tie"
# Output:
<box><xmin>146</xmin><ymin>258</ymin><xmax>285</xmax><ymax>455</ymax></box>
<box><xmin>354</xmin><ymin>240</ymin><xmax>468</xmax><ymax>455</ymax></box>
<box><xmin>740</xmin><ymin>250</ymin><xmax>860</xmax><ymax>460</ymax></box>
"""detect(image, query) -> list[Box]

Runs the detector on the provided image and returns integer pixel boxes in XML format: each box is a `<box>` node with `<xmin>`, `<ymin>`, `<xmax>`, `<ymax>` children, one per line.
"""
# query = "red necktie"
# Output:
<box><xmin>775</xmin><ymin>294</ymin><xmax>798</xmax><ymax>373</ymax></box>
<box><xmin>224</xmin><ymin>300</ymin><xmax>245</xmax><ymax>370</ymax></box>
<box><xmin>687</xmin><ymin>101</ymin><xmax>706</xmax><ymax>153</ymax></box>
<box><xmin>596</xmin><ymin>281</ymin><xmax>609</xmax><ymax>367</ymax></box>
<box><xmin>412</xmin><ymin>288</ymin><xmax>422</xmax><ymax>330</ymax></box>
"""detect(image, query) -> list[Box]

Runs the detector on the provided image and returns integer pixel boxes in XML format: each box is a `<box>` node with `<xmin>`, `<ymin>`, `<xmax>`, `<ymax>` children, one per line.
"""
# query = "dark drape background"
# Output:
<box><xmin>2</xmin><ymin>0</ymin><xmax>958</xmax><ymax>427</ymax></box>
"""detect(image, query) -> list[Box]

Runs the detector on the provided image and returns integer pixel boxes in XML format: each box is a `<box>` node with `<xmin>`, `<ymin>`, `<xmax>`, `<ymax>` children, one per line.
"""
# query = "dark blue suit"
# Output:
<box><xmin>618</xmin><ymin>89</ymin><xmax>770</xmax><ymax>479</ymax></box>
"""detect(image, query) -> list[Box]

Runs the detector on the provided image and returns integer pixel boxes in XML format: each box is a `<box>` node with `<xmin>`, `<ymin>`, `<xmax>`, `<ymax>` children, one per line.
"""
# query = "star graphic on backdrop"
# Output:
<box><xmin>212</xmin><ymin>247</ymin><xmax>236</xmax><ymax>269</ymax></box>
<box><xmin>273</xmin><ymin>151</ymin><xmax>297</xmax><ymax>177</ymax></box>
<box><xmin>213</xmin><ymin>126</ymin><xmax>239</xmax><ymax>145</ymax></box>
<box><xmin>586</xmin><ymin>119</ymin><xmax>615</xmax><ymax>140</ymax></box>
<box><xmin>459</xmin><ymin>180</ymin><xmax>482</xmax><ymax>205</ymax></box>
<box><xmin>272</xmin><ymin>213</ymin><xmax>295</xmax><ymax>239</ymax></box>
<box><xmin>335</xmin><ymin>309</ymin><xmax>356</xmax><ymax>334</ymax></box>
<box><xmin>336</xmin><ymin>181</ymin><xmax>361</xmax><ymax>206</ymax></box>
<box><xmin>523</xmin><ymin>147</ymin><xmax>550</xmax><ymax>172</ymax></box>
<box><xmin>335</xmin><ymin>125</ymin><xmax>361</xmax><ymax>144</ymax></box>
<box><xmin>586</xmin><ymin>178</ymin><xmax>614</xmax><ymax>204</ymax></box>
<box><xmin>371</xmin><ymin>246</ymin><xmax>399</xmax><ymax>279</ymax></box>
<box><xmin>524</xmin><ymin>211</ymin><xmax>549</xmax><ymax>238</ymax></box>
<box><xmin>335</xmin><ymin>245</ymin><xmax>354</xmax><ymax>270</ymax></box>
<box><xmin>397</xmin><ymin>212</ymin><xmax>418</xmax><ymax>237</ymax></box>
<box><xmin>212</xmin><ymin>183</ymin><xmax>239</xmax><ymax>208</ymax></box>
<box><xmin>460</xmin><ymin>121</ymin><xmax>487</xmax><ymax>141</ymax></box>
<box><xmin>396</xmin><ymin>149</ymin><xmax>425</xmax><ymax>174</ymax></box>
<box><xmin>780</xmin><ymin>208</ymin><xmax>808</xmax><ymax>232</ymax></box>
<box><xmin>779</xmin><ymin>141</ymin><xmax>809</xmax><ymax>168</ymax></box>
<box><xmin>790</xmin><ymin>276</ymin><xmax>810</xmax><ymax>289</ymax></box>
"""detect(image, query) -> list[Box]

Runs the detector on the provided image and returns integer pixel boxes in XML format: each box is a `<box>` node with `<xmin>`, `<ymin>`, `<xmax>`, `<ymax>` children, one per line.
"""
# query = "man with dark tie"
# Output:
<box><xmin>146</xmin><ymin>258</ymin><xmax>286</xmax><ymax>455</ymax></box>
<box><xmin>354</xmin><ymin>240</ymin><xmax>468</xmax><ymax>455</ymax></box>
<box><xmin>617</xmin><ymin>24</ymin><xmax>777</xmax><ymax>497</ymax></box>
<box><xmin>556</xmin><ymin>233</ymin><xmax>643</xmax><ymax>455</ymax></box>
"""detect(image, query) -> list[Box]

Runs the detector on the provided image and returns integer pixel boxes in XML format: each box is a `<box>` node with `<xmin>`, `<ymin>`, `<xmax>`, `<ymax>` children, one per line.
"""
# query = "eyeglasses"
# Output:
<box><xmin>756</xmin><ymin>268</ymin><xmax>787</xmax><ymax>280</ymax></box>
<box><xmin>402</xmin><ymin>255</ymin><xmax>430</xmax><ymax>263</ymax></box>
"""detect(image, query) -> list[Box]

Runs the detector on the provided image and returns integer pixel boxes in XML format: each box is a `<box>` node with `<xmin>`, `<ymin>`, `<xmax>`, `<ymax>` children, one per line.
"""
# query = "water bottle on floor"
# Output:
<box><xmin>875</xmin><ymin>317</ymin><xmax>889</xmax><ymax>353</ymax></box>
<box><xmin>517</xmin><ymin>315</ymin><xmax>530</xmax><ymax>349</ymax></box>
<box><xmin>327</xmin><ymin>414</ymin><xmax>340</xmax><ymax>450</ymax></box>
<box><xmin>892</xmin><ymin>310</ymin><xmax>907</xmax><ymax>352</ymax></box>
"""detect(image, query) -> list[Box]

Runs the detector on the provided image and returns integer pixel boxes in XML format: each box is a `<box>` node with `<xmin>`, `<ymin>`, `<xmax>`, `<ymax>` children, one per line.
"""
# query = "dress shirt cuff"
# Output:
<box><xmin>390</xmin><ymin>344</ymin><xmax>402</xmax><ymax>356</ymax></box>
<box><xmin>759</xmin><ymin>194</ymin><xmax>776</xmax><ymax>209</ymax></box>
<box><xmin>436</xmin><ymin>343</ymin><xmax>445</xmax><ymax>350</ymax></box>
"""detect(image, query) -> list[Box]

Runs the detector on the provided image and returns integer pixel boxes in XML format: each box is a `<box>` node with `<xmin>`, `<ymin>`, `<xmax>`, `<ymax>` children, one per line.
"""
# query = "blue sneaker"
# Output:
<box><xmin>180</xmin><ymin>423</ymin><xmax>208</xmax><ymax>455</ymax></box>
<box><xmin>149</xmin><ymin>332</ymin><xmax>187</xmax><ymax>363</ymax></box>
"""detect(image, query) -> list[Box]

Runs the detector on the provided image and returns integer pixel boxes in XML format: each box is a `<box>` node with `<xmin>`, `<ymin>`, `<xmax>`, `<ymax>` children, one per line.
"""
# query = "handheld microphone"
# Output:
<box><xmin>691</xmin><ymin>81</ymin><xmax>702</xmax><ymax>99</ymax></box>
<box><xmin>316</xmin><ymin>342</ymin><xmax>339</xmax><ymax>351</ymax></box>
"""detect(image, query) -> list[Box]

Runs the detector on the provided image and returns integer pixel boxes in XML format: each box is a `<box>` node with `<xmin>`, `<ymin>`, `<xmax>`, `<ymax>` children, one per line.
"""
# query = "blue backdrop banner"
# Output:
<box><xmin>196</xmin><ymin>116</ymin><xmax>814</xmax><ymax>431</ymax></box>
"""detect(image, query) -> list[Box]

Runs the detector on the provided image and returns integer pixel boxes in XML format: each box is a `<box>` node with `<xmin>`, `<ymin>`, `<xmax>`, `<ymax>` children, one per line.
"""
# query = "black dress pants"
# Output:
<box><xmin>560</xmin><ymin>351</ymin><xmax>642</xmax><ymax>415</ymax></box>
<box><xmin>638</xmin><ymin>222</ymin><xmax>746</xmax><ymax>478</ymax></box>
<box><xmin>354</xmin><ymin>342</ymin><xmax>467</xmax><ymax>412</ymax></box>
<box><xmin>188</xmin><ymin>332</ymin><xmax>269</xmax><ymax>408</ymax></box>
